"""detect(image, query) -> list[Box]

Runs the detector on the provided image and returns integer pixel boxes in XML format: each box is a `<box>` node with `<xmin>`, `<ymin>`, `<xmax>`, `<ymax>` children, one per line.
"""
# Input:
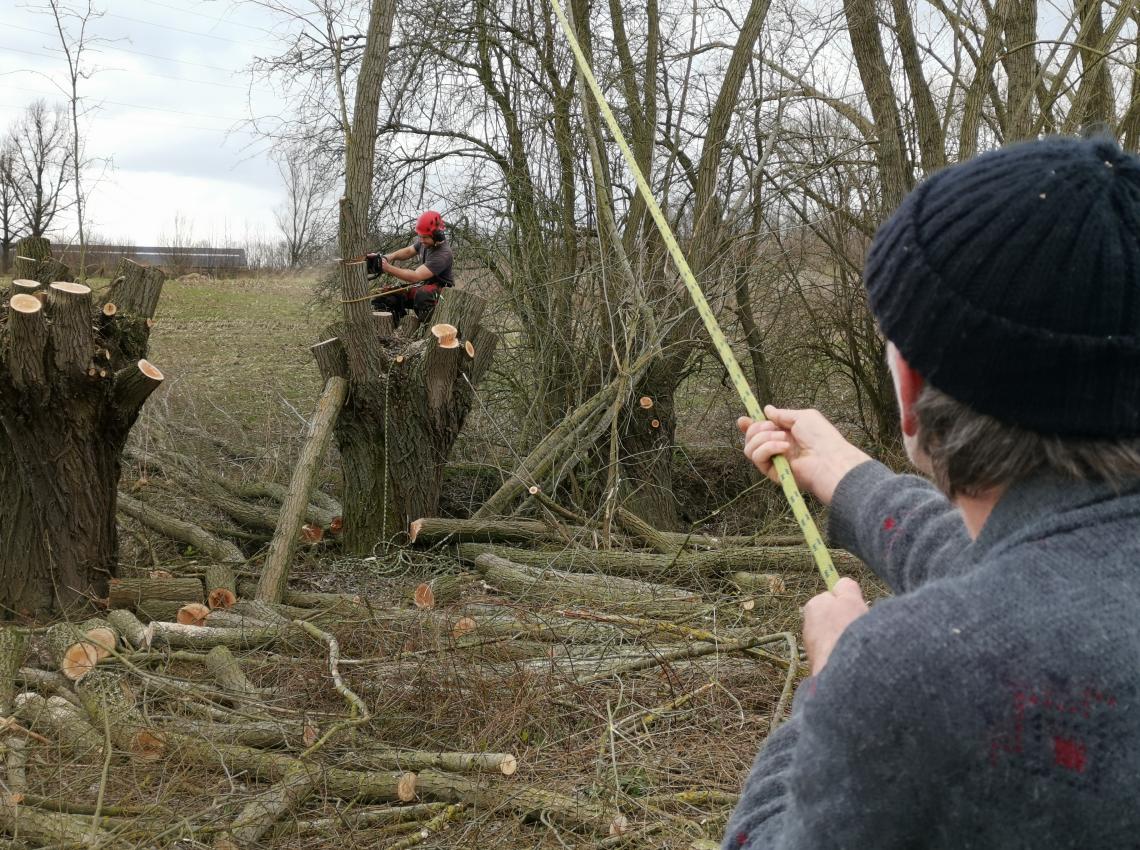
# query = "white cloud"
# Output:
<box><xmin>86</xmin><ymin>169</ymin><xmax>278</xmax><ymax>246</ymax></box>
<box><xmin>0</xmin><ymin>0</ymin><xmax>293</xmax><ymax>247</ymax></box>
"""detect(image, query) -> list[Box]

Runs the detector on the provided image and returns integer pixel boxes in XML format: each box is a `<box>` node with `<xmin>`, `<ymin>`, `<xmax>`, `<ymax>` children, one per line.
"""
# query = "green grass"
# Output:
<box><xmin>145</xmin><ymin>273</ymin><xmax>337</xmax><ymax>434</ymax></box>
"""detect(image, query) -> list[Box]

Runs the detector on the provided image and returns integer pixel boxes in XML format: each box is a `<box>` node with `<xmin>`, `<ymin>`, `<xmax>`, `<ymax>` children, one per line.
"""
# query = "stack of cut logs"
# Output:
<box><xmin>1</xmin><ymin>495</ymin><xmax>864</xmax><ymax>847</ymax></box>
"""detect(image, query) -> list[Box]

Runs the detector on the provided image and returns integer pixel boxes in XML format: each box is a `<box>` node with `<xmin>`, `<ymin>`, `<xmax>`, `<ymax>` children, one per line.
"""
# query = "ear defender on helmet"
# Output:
<box><xmin>415</xmin><ymin>210</ymin><xmax>445</xmax><ymax>241</ymax></box>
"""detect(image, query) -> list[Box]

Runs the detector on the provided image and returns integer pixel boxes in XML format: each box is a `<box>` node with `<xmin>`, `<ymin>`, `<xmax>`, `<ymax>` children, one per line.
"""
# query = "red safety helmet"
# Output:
<box><xmin>415</xmin><ymin>210</ymin><xmax>445</xmax><ymax>238</ymax></box>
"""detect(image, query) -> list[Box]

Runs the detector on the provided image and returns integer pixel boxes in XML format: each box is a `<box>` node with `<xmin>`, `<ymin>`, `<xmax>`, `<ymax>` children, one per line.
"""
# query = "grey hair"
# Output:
<box><xmin>913</xmin><ymin>384</ymin><xmax>1140</xmax><ymax>498</ymax></box>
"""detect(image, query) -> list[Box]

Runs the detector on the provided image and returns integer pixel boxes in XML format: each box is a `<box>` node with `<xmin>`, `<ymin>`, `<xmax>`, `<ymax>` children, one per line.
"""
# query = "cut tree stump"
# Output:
<box><xmin>411</xmin><ymin>573</ymin><xmax>477</xmax><ymax>608</ymax></box>
<box><xmin>206</xmin><ymin>564</ymin><xmax>238</xmax><ymax>609</ymax></box>
<box><xmin>177</xmin><ymin>602</ymin><xmax>212</xmax><ymax>626</ymax></box>
<box><xmin>0</xmin><ymin>246</ymin><xmax>167</xmax><ymax>614</ymax></box>
<box><xmin>318</xmin><ymin>276</ymin><xmax>499</xmax><ymax>552</ymax></box>
<box><xmin>43</xmin><ymin>618</ymin><xmax>118</xmax><ymax>680</ymax></box>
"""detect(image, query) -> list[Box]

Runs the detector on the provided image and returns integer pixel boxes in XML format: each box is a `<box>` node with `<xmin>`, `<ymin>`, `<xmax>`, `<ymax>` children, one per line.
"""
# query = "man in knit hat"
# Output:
<box><xmin>725</xmin><ymin>136</ymin><xmax>1140</xmax><ymax>848</ymax></box>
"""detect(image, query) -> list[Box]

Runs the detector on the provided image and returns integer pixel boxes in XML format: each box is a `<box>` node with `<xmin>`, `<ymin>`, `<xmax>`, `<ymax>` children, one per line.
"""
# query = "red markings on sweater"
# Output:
<box><xmin>989</xmin><ymin>684</ymin><xmax>1116</xmax><ymax>783</ymax></box>
<box><xmin>1052</xmin><ymin>737</ymin><xmax>1087</xmax><ymax>773</ymax></box>
<box><xmin>735</xmin><ymin>831</ymin><xmax>749</xmax><ymax>846</ymax></box>
<box><xmin>882</xmin><ymin>516</ymin><xmax>897</xmax><ymax>531</ymax></box>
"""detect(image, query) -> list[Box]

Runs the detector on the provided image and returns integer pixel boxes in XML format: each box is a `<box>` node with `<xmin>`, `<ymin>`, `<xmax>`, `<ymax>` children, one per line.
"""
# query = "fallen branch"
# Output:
<box><xmin>106</xmin><ymin>576</ymin><xmax>204</xmax><ymax>610</ymax></box>
<box><xmin>257</xmin><ymin>376</ymin><xmax>348</xmax><ymax>604</ymax></box>
<box><xmin>203</xmin><ymin>646</ymin><xmax>271</xmax><ymax>699</ymax></box>
<box><xmin>117</xmin><ymin>493</ymin><xmax>245</xmax><ymax>563</ymax></box>
<box><xmin>12</xmin><ymin>693</ymin><xmax>105</xmax><ymax>760</ymax></box>
<box><xmin>293</xmin><ymin>620</ymin><xmax>368</xmax><ymax>755</ymax></box>
<box><xmin>0</xmin><ymin>800</ymin><xmax>126</xmax><ymax>848</ymax></box>
<box><xmin>475</xmin><ymin>553</ymin><xmax>704</xmax><ymax>619</ymax></box>
<box><xmin>345</xmin><ymin>748</ymin><xmax>517</xmax><ymax>776</ymax></box>
<box><xmin>409</xmin><ymin>517</ymin><xmax>560</xmax><ymax>546</ymax></box>
<box><xmin>214</xmin><ymin>763</ymin><xmax>317</xmax><ymax>850</ymax></box>
<box><xmin>458</xmin><ymin>543</ymin><xmax>863</xmax><ymax>581</ymax></box>
<box><xmin>380</xmin><ymin>802</ymin><xmax>467</xmax><ymax>850</ymax></box>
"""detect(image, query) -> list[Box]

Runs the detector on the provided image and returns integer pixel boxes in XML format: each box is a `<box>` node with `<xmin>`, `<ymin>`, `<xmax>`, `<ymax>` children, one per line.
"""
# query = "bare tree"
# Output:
<box><xmin>8</xmin><ymin>100</ymin><xmax>71</xmax><ymax>240</ymax></box>
<box><xmin>38</xmin><ymin>0</ymin><xmax>104</xmax><ymax>281</ymax></box>
<box><xmin>0</xmin><ymin>139</ymin><xmax>22</xmax><ymax>274</ymax></box>
<box><xmin>248</xmin><ymin>0</ymin><xmax>1140</xmax><ymax>532</ymax></box>
<box><xmin>272</xmin><ymin>142</ymin><xmax>335</xmax><ymax>266</ymax></box>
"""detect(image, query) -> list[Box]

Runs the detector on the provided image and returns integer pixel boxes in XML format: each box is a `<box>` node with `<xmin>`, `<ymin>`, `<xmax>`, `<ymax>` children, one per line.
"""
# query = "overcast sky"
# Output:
<box><xmin>1</xmin><ymin>0</ymin><xmax>293</xmax><ymax>246</ymax></box>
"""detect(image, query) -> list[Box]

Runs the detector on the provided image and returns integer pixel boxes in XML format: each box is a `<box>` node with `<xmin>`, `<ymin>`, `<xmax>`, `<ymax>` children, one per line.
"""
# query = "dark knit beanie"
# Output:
<box><xmin>865</xmin><ymin>136</ymin><xmax>1140</xmax><ymax>438</ymax></box>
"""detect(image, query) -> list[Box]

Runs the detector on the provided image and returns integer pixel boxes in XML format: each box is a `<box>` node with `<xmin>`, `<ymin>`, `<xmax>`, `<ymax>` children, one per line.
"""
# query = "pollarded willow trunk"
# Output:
<box><xmin>618</xmin><ymin>367</ymin><xmax>679</xmax><ymax>530</ymax></box>
<box><xmin>0</xmin><ymin>252</ymin><xmax>165</xmax><ymax>615</ymax></box>
<box><xmin>314</xmin><ymin>282</ymin><xmax>498</xmax><ymax>554</ymax></box>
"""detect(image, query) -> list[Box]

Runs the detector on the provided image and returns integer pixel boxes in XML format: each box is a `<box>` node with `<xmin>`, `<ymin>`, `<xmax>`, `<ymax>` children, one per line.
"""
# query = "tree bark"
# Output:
<box><xmin>257</xmin><ymin>376</ymin><xmax>347</xmax><ymax>603</ymax></box>
<box><xmin>457</xmin><ymin>542</ymin><xmax>864</xmax><ymax>581</ymax></box>
<box><xmin>1002</xmin><ymin>0</ymin><xmax>1039</xmax><ymax>141</ymax></box>
<box><xmin>1073</xmin><ymin>0</ymin><xmax>1114</xmax><ymax>131</ymax></box>
<box><xmin>474</xmin><ymin>552</ymin><xmax>704</xmax><ymax>618</ymax></box>
<box><xmin>843</xmin><ymin>0</ymin><xmax>911</xmax><ymax>209</ymax></box>
<box><xmin>1123</xmin><ymin>8</ymin><xmax>1140</xmax><ymax>152</ymax></box>
<box><xmin>331</xmin><ymin>291</ymin><xmax>497</xmax><ymax>553</ymax></box>
<box><xmin>0</xmin><ymin>245</ymin><xmax>166</xmax><ymax>615</ymax></box>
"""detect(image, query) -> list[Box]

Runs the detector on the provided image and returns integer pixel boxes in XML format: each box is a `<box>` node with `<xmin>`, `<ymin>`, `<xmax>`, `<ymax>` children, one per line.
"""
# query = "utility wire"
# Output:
<box><xmin>0</xmin><ymin>43</ymin><xmax>270</xmax><ymax>92</ymax></box>
<box><xmin>6</xmin><ymin>21</ymin><xmax>251</xmax><ymax>74</ymax></box>
<box><xmin>1</xmin><ymin>82</ymin><xmax>244</xmax><ymax>122</ymax></box>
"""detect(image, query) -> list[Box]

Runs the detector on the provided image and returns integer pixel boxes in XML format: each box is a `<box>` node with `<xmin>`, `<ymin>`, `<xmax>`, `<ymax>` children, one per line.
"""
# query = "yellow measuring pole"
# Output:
<box><xmin>548</xmin><ymin>0</ymin><xmax>839</xmax><ymax>589</ymax></box>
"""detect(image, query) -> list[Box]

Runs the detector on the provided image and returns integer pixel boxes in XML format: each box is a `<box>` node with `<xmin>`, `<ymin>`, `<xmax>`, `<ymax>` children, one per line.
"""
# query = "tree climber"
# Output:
<box><xmin>727</xmin><ymin>136</ymin><xmax>1140</xmax><ymax>848</ymax></box>
<box><xmin>367</xmin><ymin>210</ymin><xmax>454</xmax><ymax>325</ymax></box>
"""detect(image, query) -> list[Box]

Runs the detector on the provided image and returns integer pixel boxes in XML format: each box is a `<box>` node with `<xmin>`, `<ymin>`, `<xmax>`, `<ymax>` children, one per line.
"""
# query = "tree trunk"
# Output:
<box><xmin>328</xmin><ymin>0</ymin><xmax>491</xmax><ymax>555</ymax></box>
<box><xmin>1074</xmin><ymin>0</ymin><xmax>1114</xmax><ymax>131</ymax></box>
<box><xmin>618</xmin><ymin>366</ymin><xmax>679</xmax><ymax>529</ymax></box>
<box><xmin>324</xmin><ymin>291</ymin><xmax>497</xmax><ymax>553</ymax></box>
<box><xmin>1002</xmin><ymin>0</ymin><xmax>1039</xmax><ymax>141</ymax></box>
<box><xmin>0</xmin><ymin>250</ymin><xmax>165</xmax><ymax>615</ymax></box>
<box><xmin>842</xmin><ymin>0</ymin><xmax>911</xmax><ymax>209</ymax></box>
<box><xmin>1122</xmin><ymin>8</ymin><xmax>1140</xmax><ymax>152</ymax></box>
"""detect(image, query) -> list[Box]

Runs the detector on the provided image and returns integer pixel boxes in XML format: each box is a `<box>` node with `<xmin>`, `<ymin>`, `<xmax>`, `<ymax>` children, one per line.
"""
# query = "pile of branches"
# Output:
<box><xmin>0</xmin><ymin>499</ymin><xmax>877</xmax><ymax>848</ymax></box>
<box><xmin>116</xmin><ymin>425</ymin><xmax>344</xmax><ymax>565</ymax></box>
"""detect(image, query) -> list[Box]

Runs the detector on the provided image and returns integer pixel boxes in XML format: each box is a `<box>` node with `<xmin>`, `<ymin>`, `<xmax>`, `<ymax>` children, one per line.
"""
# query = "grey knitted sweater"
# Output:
<box><xmin>722</xmin><ymin>460</ymin><xmax>1140</xmax><ymax>849</ymax></box>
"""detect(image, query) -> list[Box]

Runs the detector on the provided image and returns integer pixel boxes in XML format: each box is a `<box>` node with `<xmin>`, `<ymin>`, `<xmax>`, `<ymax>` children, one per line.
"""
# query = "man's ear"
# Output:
<box><xmin>889</xmin><ymin>345</ymin><xmax>925</xmax><ymax>437</ymax></box>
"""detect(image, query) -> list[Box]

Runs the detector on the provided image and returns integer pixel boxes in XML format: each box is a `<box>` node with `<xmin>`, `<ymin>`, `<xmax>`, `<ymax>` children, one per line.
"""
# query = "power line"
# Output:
<box><xmin>0</xmin><ymin>97</ymin><xmax>256</xmax><ymax>135</ymax></box>
<box><xmin>0</xmin><ymin>42</ymin><xmax>272</xmax><ymax>92</ymax></box>
<box><xmin>101</xmin><ymin>12</ymin><xmax>248</xmax><ymax>45</ymax></box>
<box><xmin>6</xmin><ymin>21</ymin><xmax>245</xmax><ymax>74</ymax></box>
<box><xmin>141</xmin><ymin>0</ymin><xmax>281</xmax><ymax>38</ymax></box>
<box><xmin>0</xmin><ymin>82</ymin><xmax>245</xmax><ymax>122</ymax></box>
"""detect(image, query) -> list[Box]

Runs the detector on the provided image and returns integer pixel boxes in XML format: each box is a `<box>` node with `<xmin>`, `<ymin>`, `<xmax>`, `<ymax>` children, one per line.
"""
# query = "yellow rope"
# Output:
<box><xmin>547</xmin><ymin>0</ymin><xmax>838</xmax><ymax>589</ymax></box>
